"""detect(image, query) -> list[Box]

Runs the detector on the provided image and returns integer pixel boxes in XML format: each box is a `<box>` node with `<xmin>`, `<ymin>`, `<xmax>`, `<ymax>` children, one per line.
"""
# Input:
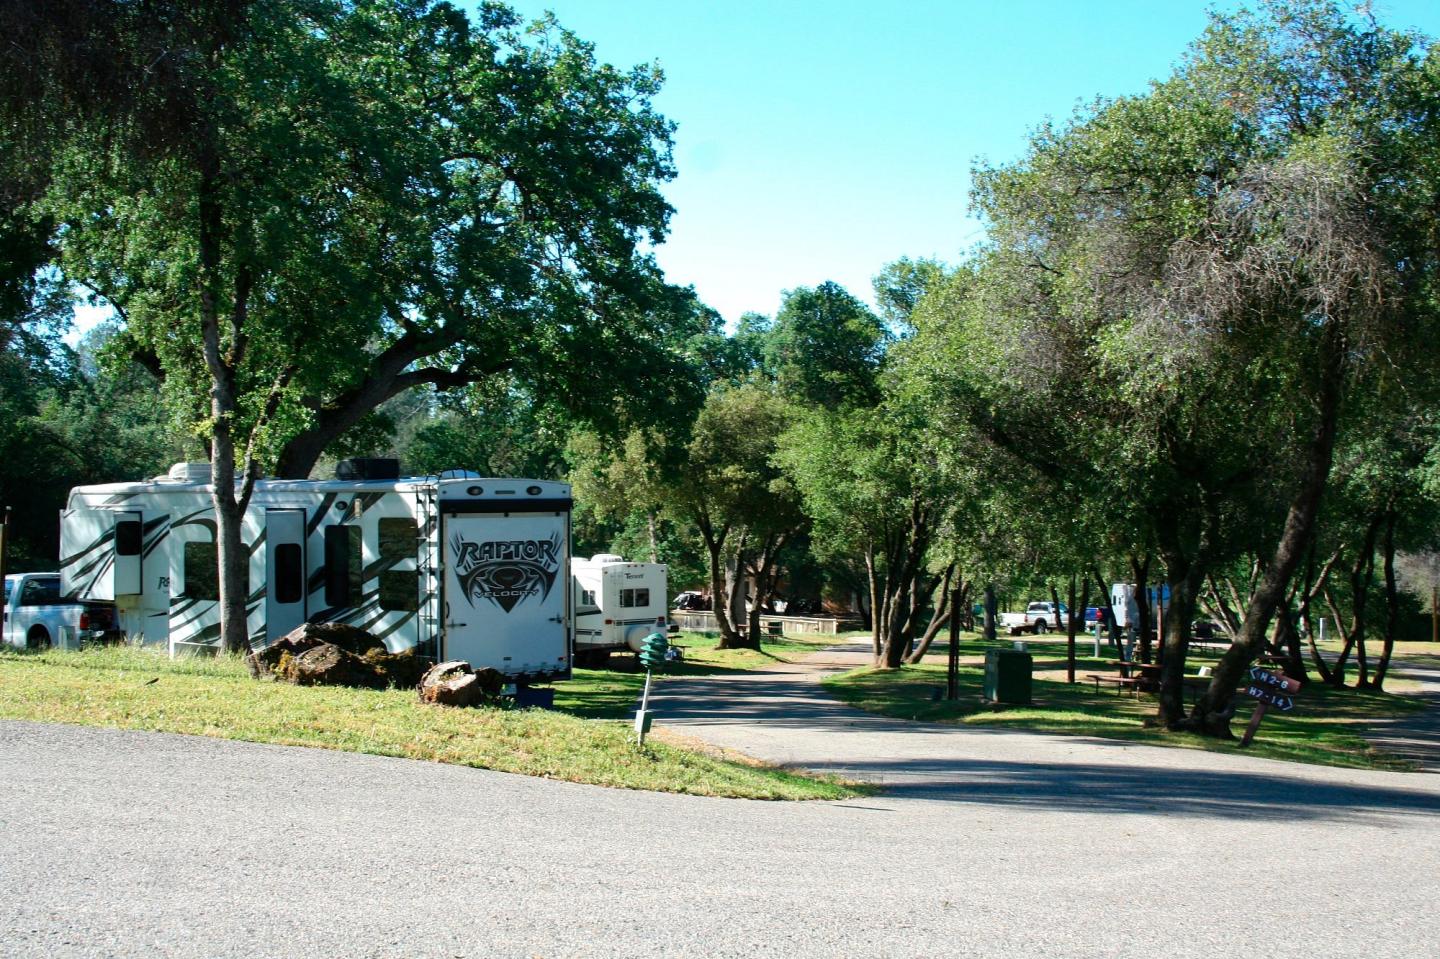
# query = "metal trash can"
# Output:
<box><xmin>984</xmin><ymin>648</ymin><xmax>1033</xmax><ymax>704</ymax></box>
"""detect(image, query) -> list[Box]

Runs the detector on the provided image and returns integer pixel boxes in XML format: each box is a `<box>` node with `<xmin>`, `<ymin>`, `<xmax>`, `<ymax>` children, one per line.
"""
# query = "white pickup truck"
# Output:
<box><xmin>997</xmin><ymin>601</ymin><xmax>1074</xmax><ymax>635</ymax></box>
<box><xmin>3</xmin><ymin>572</ymin><xmax>119</xmax><ymax>649</ymax></box>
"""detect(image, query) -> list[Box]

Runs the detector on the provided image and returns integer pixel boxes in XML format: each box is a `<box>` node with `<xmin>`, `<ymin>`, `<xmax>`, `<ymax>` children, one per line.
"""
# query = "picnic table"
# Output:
<box><xmin>1085</xmin><ymin>661</ymin><xmax>1233</xmax><ymax>706</ymax></box>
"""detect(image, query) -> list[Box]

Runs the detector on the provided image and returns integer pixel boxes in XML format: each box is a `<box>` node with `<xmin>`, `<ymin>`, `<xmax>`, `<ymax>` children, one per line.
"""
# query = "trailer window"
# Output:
<box><xmin>274</xmin><ymin>544</ymin><xmax>303</xmax><ymax>604</ymax></box>
<box><xmin>114</xmin><ymin>520</ymin><xmax>143</xmax><ymax>556</ymax></box>
<box><xmin>581</xmin><ymin>589</ymin><xmax>596</xmax><ymax>607</ymax></box>
<box><xmin>323</xmin><ymin>525</ymin><xmax>362</xmax><ymax>607</ymax></box>
<box><xmin>183</xmin><ymin>542</ymin><xmax>219</xmax><ymax>601</ymax></box>
<box><xmin>183</xmin><ymin>543</ymin><xmax>248</xmax><ymax>601</ymax></box>
<box><xmin>378</xmin><ymin>518</ymin><xmax>418</xmax><ymax>612</ymax></box>
<box><xmin>620</xmin><ymin>588</ymin><xmax>650</xmax><ymax>608</ymax></box>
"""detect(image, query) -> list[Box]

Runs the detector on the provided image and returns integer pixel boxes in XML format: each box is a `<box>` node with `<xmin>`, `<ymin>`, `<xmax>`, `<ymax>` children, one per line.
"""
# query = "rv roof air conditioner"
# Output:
<box><xmin>591</xmin><ymin>553</ymin><xmax>625</xmax><ymax>564</ymax></box>
<box><xmin>335</xmin><ymin>458</ymin><xmax>401</xmax><ymax>481</ymax></box>
<box><xmin>438</xmin><ymin>469</ymin><xmax>482</xmax><ymax>480</ymax></box>
<box><xmin>165</xmin><ymin>462</ymin><xmax>213</xmax><ymax>483</ymax></box>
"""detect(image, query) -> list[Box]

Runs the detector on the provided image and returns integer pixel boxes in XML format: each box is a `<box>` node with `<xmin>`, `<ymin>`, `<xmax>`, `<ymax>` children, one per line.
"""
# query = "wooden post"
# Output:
<box><xmin>947</xmin><ymin>588</ymin><xmax>960</xmax><ymax>700</ymax></box>
<box><xmin>1239</xmin><ymin>699</ymin><xmax>1269</xmax><ymax>748</ymax></box>
<box><xmin>1432</xmin><ymin>585</ymin><xmax>1437</xmax><ymax>644</ymax></box>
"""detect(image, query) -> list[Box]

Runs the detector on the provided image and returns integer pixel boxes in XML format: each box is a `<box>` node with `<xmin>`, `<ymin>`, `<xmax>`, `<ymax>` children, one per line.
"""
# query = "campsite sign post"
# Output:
<box><xmin>1240</xmin><ymin>667</ymin><xmax>1302</xmax><ymax>747</ymax></box>
<box><xmin>635</xmin><ymin>631</ymin><xmax>669</xmax><ymax>745</ymax></box>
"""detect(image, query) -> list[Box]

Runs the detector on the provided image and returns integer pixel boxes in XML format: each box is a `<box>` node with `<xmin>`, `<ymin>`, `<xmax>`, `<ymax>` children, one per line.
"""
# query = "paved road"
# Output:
<box><xmin>1362</xmin><ymin>660</ymin><xmax>1440</xmax><ymax>772</ymax></box>
<box><xmin>4</xmin><ymin>641</ymin><xmax>1440</xmax><ymax>958</ymax></box>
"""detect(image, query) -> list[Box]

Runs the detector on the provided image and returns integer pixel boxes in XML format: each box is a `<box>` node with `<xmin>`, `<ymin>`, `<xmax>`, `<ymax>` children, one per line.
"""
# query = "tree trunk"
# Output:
<box><xmin>1375</xmin><ymin>513</ymin><xmax>1398</xmax><ymax>690</ymax></box>
<box><xmin>1092</xmin><ymin>566</ymin><xmax>1117</xmax><ymax>650</ymax></box>
<box><xmin>905</xmin><ymin>563</ymin><xmax>956</xmax><ymax>663</ymax></box>
<box><xmin>1155</xmin><ymin>550</ymin><xmax>1205</xmax><ymax>729</ymax></box>
<box><xmin>720</xmin><ymin>538</ymin><xmax>757</xmax><ymax>651</ymax></box>
<box><xmin>1204</xmin><ymin>575</ymin><xmax>1242</xmax><ymax>635</ymax></box>
<box><xmin>1274</xmin><ymin>605</ymin><xmax>1307</xmax><ymax>683</ymax></box>
<box><xmin>864</xmin><ymin>546</ymin><xmax>882</xmax><ymax>659</ymax></box>
<box><xmin>1186</xmin><ymin>330</ymin><xmax>1345</xmax><ymax>736</ymax></box>
<box><xmin>1066</xmin><ymin>575</ymin><xmax>1081</xmax><ymax>683</ymax></box>
<box><xmin>1131</xmin><ymin>555</ymin><xmax>1152</xmax><ymax>664</ymax></box>
<box><xmin>699</xmin><ymin>519</ymin><xmax>746</xmax><ymax>650</ymax></box>
<box><xmin>195</xmin><ymin>138</ymin><xmax>252</xmax><ymax>661</ymax></box>
<box><xmin>983</xmin><ymin>583</ymin><xmax>997</xmax><ymax>641</ymax></box>
<box><xmin>1300</xmin><ymin>547</ymin><xmax>1341</xmax><ymax>684</ymax></box>
<box><xmin>1328</xmin><ymin>514</ymin><xmax>1382</xmax><ymax>687</ymax></box>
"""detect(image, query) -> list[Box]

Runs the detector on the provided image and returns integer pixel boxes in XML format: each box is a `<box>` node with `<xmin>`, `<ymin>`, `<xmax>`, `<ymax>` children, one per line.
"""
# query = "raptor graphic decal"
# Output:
<box><xmin>450</xmin><ymin>533</ymin><xmax>561</xmax><ymax>613</ymax></box>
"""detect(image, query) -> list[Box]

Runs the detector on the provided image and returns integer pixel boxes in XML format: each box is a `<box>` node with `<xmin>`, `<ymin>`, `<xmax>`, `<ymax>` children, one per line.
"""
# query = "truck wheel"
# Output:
<box><xmin>1033</xmin><ymin>619</ymin><xmax>1048</xmax><ymax>634</ymax></box>
<box><xmin>26</xmin><ymin>626</ymin><xmax>51</xmax><ymax>650</ymax></box>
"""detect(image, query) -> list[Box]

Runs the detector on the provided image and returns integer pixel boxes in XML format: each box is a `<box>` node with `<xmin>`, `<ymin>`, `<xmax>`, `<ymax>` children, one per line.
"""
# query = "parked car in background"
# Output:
<box><xmin>997</xmin><ymin>601</ymin><xmax>1074</xmax><ymax>635</ymax></box>
<box><xmin>3</xmin><ymin>573</ymin><xmax>119</xmax><ymax>649</ymax></box>
<box><xmin>673</xmin><ymin>591</ymin><xmax>709</xmax><ymax>611</ymax></box>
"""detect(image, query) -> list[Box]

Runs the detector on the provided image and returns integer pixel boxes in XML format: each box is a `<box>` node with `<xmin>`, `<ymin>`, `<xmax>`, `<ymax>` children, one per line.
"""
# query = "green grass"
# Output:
<box><xmin>825</xmin><ymin>636</ymin><xmax>1428</xmax><ymax>771</ymax></box>
<box><xmin>0</xmin><ymin>645</ymin><xmax>861</xmax><ymax>800</ymax></box>
<box><xmin>552</xmin><ymin>630</ymin><xmax>843</xmax><ymax>720</ymax></box>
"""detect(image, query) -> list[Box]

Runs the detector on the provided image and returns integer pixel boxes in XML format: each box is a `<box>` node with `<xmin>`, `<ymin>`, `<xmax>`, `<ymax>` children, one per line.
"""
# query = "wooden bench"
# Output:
<box><xmin>1085</xmin><ymin>673</ymin><xmax>1146</xmax><ymax>697</ymax></box>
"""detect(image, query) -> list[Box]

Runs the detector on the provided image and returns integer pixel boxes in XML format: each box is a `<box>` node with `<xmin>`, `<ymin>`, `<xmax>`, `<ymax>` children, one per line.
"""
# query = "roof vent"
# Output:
<box><xmin>167</xmin><ymin>462</ymin><xmax>212</xmax><ymax>483</ymax></box>
<box><xmin>591</xmin><ymin>553</ymin><xmax>625</xmax><ymax>564</ymax></box>
<box><xmin>335</xmin><ymin>458</ymin><xmax>400</xmax><ymax>481</ymax></box>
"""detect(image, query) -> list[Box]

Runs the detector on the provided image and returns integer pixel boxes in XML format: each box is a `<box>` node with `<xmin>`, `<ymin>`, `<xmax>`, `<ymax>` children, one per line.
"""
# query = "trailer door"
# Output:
<box><xmin>442</xmin><ymin>506</ymin><xmax>568</xmax><ymax>677</ymax></box>
<box><xmin>265</xmin><ymin>509</ymin><xmax>307</xmax><ymax>643</ymax></box>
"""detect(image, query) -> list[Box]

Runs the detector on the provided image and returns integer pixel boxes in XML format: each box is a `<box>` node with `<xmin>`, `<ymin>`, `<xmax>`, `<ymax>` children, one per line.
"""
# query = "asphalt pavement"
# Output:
<box><xmin>3</xmin><ymin>639</ymin><xmax>1439</xmax><ymax>958</ymax></box>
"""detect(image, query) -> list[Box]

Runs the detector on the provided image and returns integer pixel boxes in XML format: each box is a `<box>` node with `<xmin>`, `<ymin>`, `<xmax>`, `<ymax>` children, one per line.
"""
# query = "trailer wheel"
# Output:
<box><xmin>26</xmin><ymin>626</ymin><xmax>51</xmax><ymax>650</ymax></box>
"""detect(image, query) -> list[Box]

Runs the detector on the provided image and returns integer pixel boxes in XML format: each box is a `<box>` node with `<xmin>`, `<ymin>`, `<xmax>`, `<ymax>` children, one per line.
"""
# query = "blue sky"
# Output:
<box><xmin>498</xmin><ymin>0</ymin><xmax>1440</xmax><ymax>324</ymax></box>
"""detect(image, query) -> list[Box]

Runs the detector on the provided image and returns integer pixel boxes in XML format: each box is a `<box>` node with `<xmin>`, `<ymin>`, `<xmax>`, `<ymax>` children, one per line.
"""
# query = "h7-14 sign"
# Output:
<box><xmin>1240</xmin><ymin>668</ymin><xmax>1302</xmax><ymax>747</ymax></box>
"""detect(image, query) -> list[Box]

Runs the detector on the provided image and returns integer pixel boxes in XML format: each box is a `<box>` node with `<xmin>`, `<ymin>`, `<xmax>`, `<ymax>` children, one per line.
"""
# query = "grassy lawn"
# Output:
<box><xmin>824</xmin><ymin>633</ymin><xmax>1429</xmax><ymax>771</ymax></box>
<box><xmin>0</xmin><ymin>645</ymin><xmax>861</xmax><ymax>801</ymax></box>
<box><xmin>553</xmin><ymin>629</ymin><xmax>842</xmax><ymax>720</ymax></box>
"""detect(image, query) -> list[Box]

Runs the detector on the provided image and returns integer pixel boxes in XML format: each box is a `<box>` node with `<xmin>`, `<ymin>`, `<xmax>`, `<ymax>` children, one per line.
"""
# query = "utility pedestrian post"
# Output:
<box><xmin>947</xmin><ymin>588</ymin><xmax>961</xmax><ymax>700</ymax></box>
<box><xmin>635</xmin><ymin>631</ymin><xmax>669</xmax><ymax>746</ymax></box>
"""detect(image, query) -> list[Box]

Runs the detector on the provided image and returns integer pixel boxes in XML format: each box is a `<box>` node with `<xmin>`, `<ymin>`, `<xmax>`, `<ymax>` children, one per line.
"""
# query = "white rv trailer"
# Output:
<box><xmin>60</xmin><ymin>461</ymin><xmax>573</xmax><ymax>683</ymax></box>
<box><xmin>571</xmin><ymin>554</ymin><xmax>667</xmax><ymax>666</ymax></box>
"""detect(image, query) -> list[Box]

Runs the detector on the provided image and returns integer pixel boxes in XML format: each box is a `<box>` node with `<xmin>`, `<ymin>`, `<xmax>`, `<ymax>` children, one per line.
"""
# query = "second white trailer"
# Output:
<box><xmin>571</xmin><ymin>554</ymin><xmax>667</xmax><ymax>667</ymax></box>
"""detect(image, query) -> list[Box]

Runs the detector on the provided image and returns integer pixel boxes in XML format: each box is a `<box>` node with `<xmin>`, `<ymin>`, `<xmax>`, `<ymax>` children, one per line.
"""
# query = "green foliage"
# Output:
<box><xmin>765</xmin><ymin>281</ymin><xmax>888</xmax><ymax>411</ymax></box>
<box><xmin>13</xmin><ymin>0</ymin><xmax>705</xmax><ymax>481</ymax></box>
<box><xmin>0</xmin><ymin>309</ymin><xmax>181</xmax><ymax>568</ymax></box>
<box><xmin>918</xmin><ymin>0</ymin><xmax>1440</xmax><ymax>591</ymax></box>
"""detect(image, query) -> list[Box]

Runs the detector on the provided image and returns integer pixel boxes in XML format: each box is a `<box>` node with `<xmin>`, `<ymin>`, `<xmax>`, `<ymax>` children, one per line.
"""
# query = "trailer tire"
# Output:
<box><xmin>26</xmin><ymin>626</ymin><xmax>51</xmax><ymax>650</ymax></box>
